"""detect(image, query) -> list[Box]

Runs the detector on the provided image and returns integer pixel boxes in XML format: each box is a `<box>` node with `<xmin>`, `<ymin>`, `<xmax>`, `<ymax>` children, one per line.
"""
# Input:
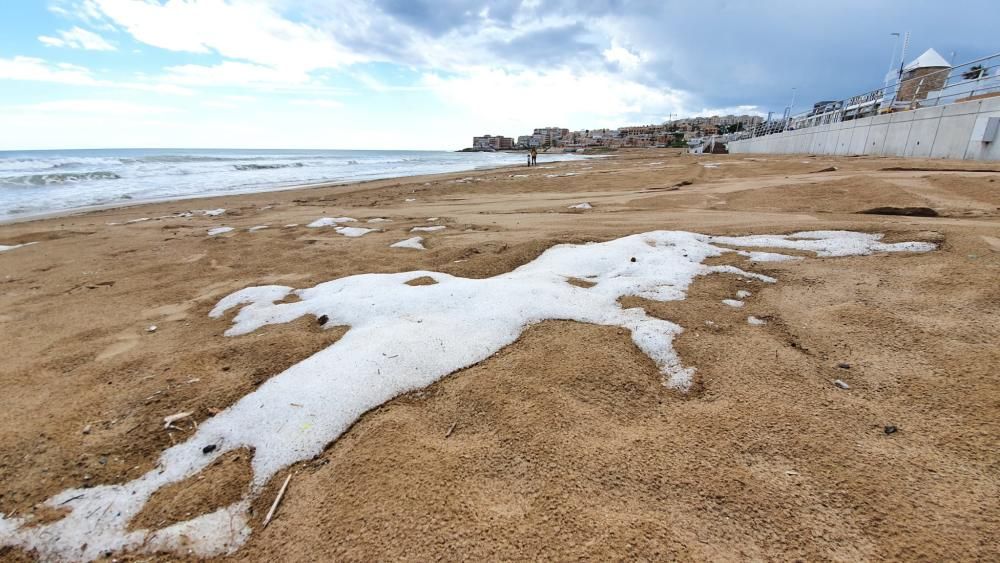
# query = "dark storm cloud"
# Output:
<box><xmin>614</xmin><ymin>0</ymin><xmax>1000</xmax><ymax>112</ymax></box>
<box><xmin>371</xmin><ymin>0</ymin><xmax>521</xmax><ymax>35</ymax></box>
<box><xmin>487</xmin><ymin>22</ymin><xmax>603</xmax><ymax>67</ymax></box>
<box><xmin>315</xmin><ymin>0</ymin><xmax>999</xmax><ymax>115</ymax></box>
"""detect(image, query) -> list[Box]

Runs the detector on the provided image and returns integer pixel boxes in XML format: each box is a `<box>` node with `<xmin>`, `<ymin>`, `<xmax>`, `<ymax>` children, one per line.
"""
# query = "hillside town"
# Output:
<box><xmin>469</xmin><ymin>114</ymin><xmax>764</xmax><ymax>151</ymax></box>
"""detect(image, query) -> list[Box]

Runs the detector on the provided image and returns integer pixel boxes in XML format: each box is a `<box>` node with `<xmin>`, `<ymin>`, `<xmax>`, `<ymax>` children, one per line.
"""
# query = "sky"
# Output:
<box><xmin>0</xmin><ymin>0</ymin><xmax>997</xmax><ymax>150</ymax></box>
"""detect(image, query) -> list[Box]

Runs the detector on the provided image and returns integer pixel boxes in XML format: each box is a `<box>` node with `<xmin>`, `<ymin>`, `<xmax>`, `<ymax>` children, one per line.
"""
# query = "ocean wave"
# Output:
<box><xmin>119</xmin><ymin>155</ymin><xmax>240</xmax><ymax>164</ymax></box>
<box><xmin>1</xmin><ymin>170</ymin><xmax>122</xmax><ymax>186</ymax></box>
<box><xmin>233</xmin><ymin>162</ymin><xmax>305</xmax><ymax>171</ymax></box>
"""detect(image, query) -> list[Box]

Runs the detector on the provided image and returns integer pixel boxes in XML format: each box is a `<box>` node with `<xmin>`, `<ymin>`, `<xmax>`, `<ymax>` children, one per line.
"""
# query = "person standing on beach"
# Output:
<box><xmin>530</xmin><ymin>148</ymin><xmax>537</xmax><ymax>166</ymax></box>
<box><xmin>527</xmin><ymin>152</ymin><xmax>532</xmax><ymax>166</ymax></box>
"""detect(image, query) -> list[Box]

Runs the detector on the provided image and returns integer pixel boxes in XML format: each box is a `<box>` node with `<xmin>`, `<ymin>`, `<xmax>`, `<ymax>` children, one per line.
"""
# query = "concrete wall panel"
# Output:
<box><xmin>849</xmin><ymin>124</ymin><xmax>871</xmax><ymax>154</ymax></box>
<box><xmin>905</xmin><ymin>118</ymin><xmax>940</xmax><ymax>157</ymax></box>
<box><xmin>881</xmin><ymin>121</ymin><xmax>912</xmax><ymax>155</ymax></box>
<box><xmin>727</xmin><ymin>101</ymin><xmax>999</xmax><ymax>160</ymax></box>
<box><xmin>930</xmin><ymin>113</ymin><xmax>977</xmax><ymax>159</ymax></box>
<box><xmin>864</xmin><ymin>123</ymin><xmax>889</xmax><ymax>155</ymax></box>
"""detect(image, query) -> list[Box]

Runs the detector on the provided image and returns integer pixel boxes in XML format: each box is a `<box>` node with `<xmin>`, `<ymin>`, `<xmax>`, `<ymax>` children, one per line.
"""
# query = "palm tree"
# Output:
<box><xmin>963</xmin><ymin>65</ymin><xmax>986</xmax><ymax>81</ymax></box>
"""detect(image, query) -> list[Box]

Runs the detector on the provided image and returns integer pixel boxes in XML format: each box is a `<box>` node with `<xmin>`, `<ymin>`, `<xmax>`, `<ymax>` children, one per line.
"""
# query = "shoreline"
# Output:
<box><xmin>0</xmin><ymin>159</ymin><xmax>564</xmax><ymax>227</ymax></box>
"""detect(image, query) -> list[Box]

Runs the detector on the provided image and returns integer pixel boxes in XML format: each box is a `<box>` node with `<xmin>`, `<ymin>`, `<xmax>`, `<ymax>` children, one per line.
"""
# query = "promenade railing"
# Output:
<box><xmin>731</xmin><ymin>50</ymin><xmax>1000</xmax><ymax>142</ymax></box>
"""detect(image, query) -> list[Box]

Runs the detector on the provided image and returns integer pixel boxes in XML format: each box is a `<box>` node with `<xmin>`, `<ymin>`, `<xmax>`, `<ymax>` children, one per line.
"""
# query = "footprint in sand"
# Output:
<box><xmin>180</xmin><ymin>252</ymin><xmax>206</xmax><ymax>264</ymax></box>
<box><xmin>142</xmin><ymin>302</ymin><xmax>192</xmax><ymax>322</ymax></box>
<box><xmin>96</xmin><ymin>333</ymin><xmax>141</xmax><ymax>361</ymax></box>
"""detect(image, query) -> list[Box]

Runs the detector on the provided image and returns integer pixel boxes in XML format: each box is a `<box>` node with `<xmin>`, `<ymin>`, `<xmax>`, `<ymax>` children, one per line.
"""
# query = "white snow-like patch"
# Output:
<box><xmin>568</xmin><ymin>202</ymin><xmax>593</xmax><ymax>210</ymax></box>
<box><xmin>714</xmin><ymin>231</ymin><xmax>936</xmax><ymax>257</ymax></box>
<box><xmin>334</xmin><ymin>226</ymin><xmax>377</xmax><ymax>238</ymax></box>
<box><xmin>284</xmin><ymin>224</ymin><xmax>298</xmax><ymax>228</ymax></box>
<box><xmin>367</xmin><ymin>218</ymin><xmax>391</xmax><ymax>223</ymax></box>
<box><xmin>747</xmin><ymin>316</ymin><xmax>767</xmax><ymax>325</ymax></box>
<box><xmin>735</xmin><ymin>249</ymin><xmax>801</xmax><ymax>262</ymax></box>
<box><xmin>0</xmin><ymin>242</ymin><xmax>37</xmax><ymax>253</ymax></box>
<box><xmin>0</xmin><ymin>230</ymin><xmax>935</xmax><ymax>560</ymax></box>
<box><xmin>722</xmin><ymin>299</ymin><xmax>744</xmax><ymax>308</ymax></box>
<box><xmin>390</xmin><ymin>237</ymin><xmax>425</xmax><ymax>250</ymax></box>
<box><xmin>248</xmin><ymin>225</ymin><xmax>269</xmax><ymax>232</ymax></box>
<box><xmin>404</xmin><ymin>198</ymin><xmax>416</xmax><ymax>202</ymax></box>
<box><xmin>427</xmin><ymin>217</ymin><xmax>439</xmax><ymax>221</ymax></box>
<box><xmin>200</xmin><ymin>209</ymin><xmax>225</xmax><ymax>216</ymax></box>
<box><xmin>411</xmin><ymin>225</ymin><xmax>446</xmax><ymax>232</ymax></box>
<box><xmin>126</xmin><ymin>217</ymin><xmax>150</xmax><ymax>223</ymax></box>
<box><xmin>736</xmin><ymin>290</ymin><xmax>752</xmax><ymax>298</ymax></box>
<box><xmin>207</xmin><ymin>227</ymin><xmax>234</xmax><ymax>236</ymax></box>
<box><xmin>307</xmin><ymin>217</ymin><xmax>356</xmax><ymax>228</ymax></box>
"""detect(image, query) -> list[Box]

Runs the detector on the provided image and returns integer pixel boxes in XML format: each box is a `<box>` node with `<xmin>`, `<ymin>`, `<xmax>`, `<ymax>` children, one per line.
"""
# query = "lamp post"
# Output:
<box><xmin>783</xmin><ymin>87</ymin><xmax>797</xmax><ymax>132</ymax></box>
<box><xmin>887</xmin><ymin>32</ymin><xmax>901</xmax><ymax>81</ymax></box>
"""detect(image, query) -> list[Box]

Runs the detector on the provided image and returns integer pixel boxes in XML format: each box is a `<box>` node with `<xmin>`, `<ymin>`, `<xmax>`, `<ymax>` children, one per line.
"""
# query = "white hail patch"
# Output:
<box><xmin>207</xmin><ymin>227</ymin><xmax>234</xmax><ymax>236</ymax></box>
<box><xmin>722</xmin><ymin>299</ymin><xmax>744</xmax><ymax>308</ymax></box>
<box><xmin>568</xmin><ymin>202</ymin><xmax>593</xmax><ymax>209</ymax></box>
<box><xmin>747</xmin><ymin>316</ymin><xmax>767</xmax><ymax>325</ymax></box>
<box><xmin>390</xmin><ymin>236</ymin><xmax>425</xmax><ymax>250</ymax></box>
<box><xmin>247</xmin><ymin>225</ymin><xmax>269</xmax><ymax>232</ymax></box>
<box><xmin>307</xmin><ymin>217</ymin><xmax>357</xmax><ymax>228</ymax></box>
<box><xmin>410</xmin><ymin>225</ymin><xmax>445</xmax><ymax>232</ymax></box>
<box><xmin>0</xmin><ymin>242</ymin><xmax>37</xmax><ymax>253</ymax></box>
<box><xmin>0</xmin><ymin>230</ymin><xmax>935</xmax><ymax>560</ymax></box>
<box><xmin>334</xmin><ymin>226</ymin><xmax>377</xmax><ymax>238</ymax></box>
<box><xmin>199</xmin><ymin>209</ymin><xmax>226</xmax><ymax>217</ymax></box>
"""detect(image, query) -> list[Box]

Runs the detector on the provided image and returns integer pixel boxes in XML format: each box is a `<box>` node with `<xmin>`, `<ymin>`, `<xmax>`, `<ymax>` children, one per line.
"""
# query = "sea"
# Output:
<box><xmin>0</xmin><ymin>148</ymin><xmax>586</xmax><ymax>221</ymax></box>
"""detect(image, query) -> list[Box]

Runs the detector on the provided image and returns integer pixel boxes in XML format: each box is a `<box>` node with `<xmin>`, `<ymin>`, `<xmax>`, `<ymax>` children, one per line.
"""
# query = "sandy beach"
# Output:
<box><xmin>1</xmin><ymin>149</ymin><xmax>998</xmax><ymax>560</ymax></box>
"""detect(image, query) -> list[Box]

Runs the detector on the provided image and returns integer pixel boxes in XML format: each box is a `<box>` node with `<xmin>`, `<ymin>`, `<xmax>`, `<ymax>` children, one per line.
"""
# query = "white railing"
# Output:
<box><xmin>731</xmin><ymin>50</ymin><xmax>1000</xmax><ymax>142</ymax></box>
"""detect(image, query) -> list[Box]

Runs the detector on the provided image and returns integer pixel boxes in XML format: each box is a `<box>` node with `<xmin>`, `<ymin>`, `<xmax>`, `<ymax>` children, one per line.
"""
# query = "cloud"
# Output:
<box><xmin>603</xmin><ymin>41</ymin><xmax>642</xmax><ymax>72</ymax></box>
<box><xmin>290</xmin><ymin>98</ymin><xmax>343</xmax><ymax>108</ymax></box>
<box><xmin>10</xmin><ymin>0</ymin><xmax>999</xmax><ymax>151</ymax></box>
<box><xmin>0</xmin><ymin>56</ymin><xmax>98</xmax><ymax>85</ymax></box>
<box><xmin>14</xmin><ymin>99</ymin><xmax>177</xmax><ymax>115</ymax></box>
<box><xmin>38</xmin><ymin>26</ymin><xmax>116</xmax><ymax>51</ymax></box>
<box><xmin>421</xmin><ymin>66</ymin><xmax>690</xmax><ymax>131</ymax></box>
<box><xmin>163</xmin><ymin>61</ymin><xmax>311</xmax><ymax>87</ymax></box>
<box><xmin>0</xmin><ymin>55</ymin><xmax>192</xmax><ymax>95</ymax></box>
<box><xmin>91</xmin><ymin>0</ymin><xmax>364</xmax><ymax>71</ymax></box>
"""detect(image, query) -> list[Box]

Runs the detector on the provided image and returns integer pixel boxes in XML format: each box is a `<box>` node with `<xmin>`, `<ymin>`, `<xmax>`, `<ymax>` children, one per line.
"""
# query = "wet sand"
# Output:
<box><xmin>0</xmin><ymin>149</ymin><xmax>998</xmax><ymax>560</ymax></box>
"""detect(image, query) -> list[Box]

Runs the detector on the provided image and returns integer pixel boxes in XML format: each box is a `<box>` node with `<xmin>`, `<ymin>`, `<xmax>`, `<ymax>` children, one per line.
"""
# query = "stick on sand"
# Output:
<box><xmin>262</xmin><ymin>474</ymin><xmax>292</xmax><ymax>528</ymax></box>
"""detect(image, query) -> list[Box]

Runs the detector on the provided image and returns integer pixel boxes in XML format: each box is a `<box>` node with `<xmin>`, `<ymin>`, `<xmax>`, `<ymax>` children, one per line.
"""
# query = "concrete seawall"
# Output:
<box><xmin>729</xmin><ymin>96</ymin><xmax>1000</xmax><ymax>161</ymax></box>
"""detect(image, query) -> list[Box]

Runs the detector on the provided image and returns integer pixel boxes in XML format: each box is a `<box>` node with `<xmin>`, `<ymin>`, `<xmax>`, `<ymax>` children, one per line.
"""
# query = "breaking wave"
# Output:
<box><xmin>1</xmin><ymin>171</ymin><xmax>122</xmax><ymax>186</ymax></box>
<box><xmin>233</xmin><ymin>162</ymin><xmax>305</xmax><ymax>171</ymax></box>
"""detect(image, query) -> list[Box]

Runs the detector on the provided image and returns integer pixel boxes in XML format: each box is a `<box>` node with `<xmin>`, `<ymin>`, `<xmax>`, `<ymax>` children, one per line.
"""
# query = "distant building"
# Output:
<box><xmin>471</xmin><ymin>134</ymin><xmax>514</xmax><ymax>150</ymax></box>
<box><xmin>896</xmin><ymin>48</ymin><xmax>951</xmax><ymax>104</ymax></box>
<box><xmin>532</xmin><ymin>127</ymin><xmax>567</xmax><ymax>146</ymax></box>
